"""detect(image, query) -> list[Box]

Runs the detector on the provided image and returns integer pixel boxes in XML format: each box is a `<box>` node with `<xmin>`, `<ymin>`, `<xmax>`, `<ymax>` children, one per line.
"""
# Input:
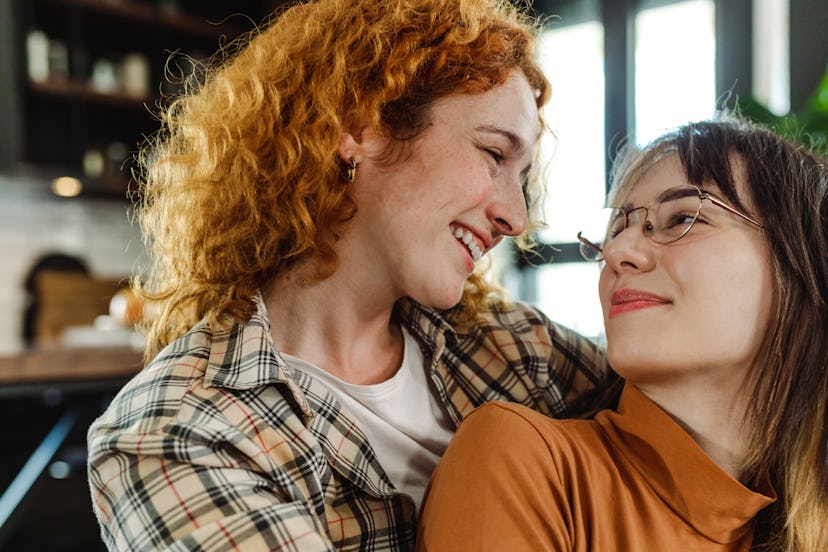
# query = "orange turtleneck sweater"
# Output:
<box><xmin>417</xmin><ymin>383</ymin><xmax>776</xmax><ymax>551</ymax></box>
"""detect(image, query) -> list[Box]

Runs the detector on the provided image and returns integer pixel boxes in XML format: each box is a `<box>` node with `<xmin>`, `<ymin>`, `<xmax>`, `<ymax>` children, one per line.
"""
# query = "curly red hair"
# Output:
<box><xmin>134</xmin><ymin>0</ymin><xmax>550</xmax><ymax>359</ymax></box>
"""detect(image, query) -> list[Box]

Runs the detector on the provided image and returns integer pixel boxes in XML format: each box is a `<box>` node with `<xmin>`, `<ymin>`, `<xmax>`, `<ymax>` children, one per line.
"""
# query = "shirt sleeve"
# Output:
<box><xmin>87</xmin><ymin>380</ymin><xmax>336</xmax><ymax>552</ymax></box>
<box><xmin>536</xmin><ymin>306</ymin><xmax>612</xmax><ymax>413</ymax></box>
<box><xmin>486</xmin><ymin>302</ymin><xmax>610</xmax><ymax>416</ymax></box>
<box><xmin>416</xmin><ymin>401</ymin><xmax>573</xmax><ymax>551</ymax></box>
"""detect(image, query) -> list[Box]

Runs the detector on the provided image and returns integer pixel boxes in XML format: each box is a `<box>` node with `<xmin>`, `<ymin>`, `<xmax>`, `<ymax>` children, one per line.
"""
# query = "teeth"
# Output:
<box><xmin>450</xmin><ymin>224</ymin><xmax>484</xmax><ymax>261</ymax></box>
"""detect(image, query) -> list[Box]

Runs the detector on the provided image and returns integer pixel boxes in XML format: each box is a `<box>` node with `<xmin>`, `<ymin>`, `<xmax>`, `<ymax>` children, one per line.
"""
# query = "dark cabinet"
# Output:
<box><xmin>0</xmin><ymin>0</ymin><xmax>273</xmax><ymax>198</ymax></box>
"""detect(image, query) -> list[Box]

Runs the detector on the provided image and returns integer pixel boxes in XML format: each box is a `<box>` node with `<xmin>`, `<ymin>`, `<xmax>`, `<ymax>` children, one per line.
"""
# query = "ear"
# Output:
<box><xmin>337</xmin><ymin>131</ymin><xmax>360</xmax><ymax>164</ymax></box>
<box><xmin>337</xmin><ymin>125</ymin><xmax>388</xmax><ymax>164</ymax></box>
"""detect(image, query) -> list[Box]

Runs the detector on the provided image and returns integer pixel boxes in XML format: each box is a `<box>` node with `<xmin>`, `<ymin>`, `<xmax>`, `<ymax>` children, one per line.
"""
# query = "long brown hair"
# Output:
<box><xmin>609</xmin><ymin>115</ymin><xmax>828</xmax><ymax>551</ymax></box>
<box><xmin>133</xmin><ymin>0</ymin><xmax>550</xmax><ymax>359</ymax></box>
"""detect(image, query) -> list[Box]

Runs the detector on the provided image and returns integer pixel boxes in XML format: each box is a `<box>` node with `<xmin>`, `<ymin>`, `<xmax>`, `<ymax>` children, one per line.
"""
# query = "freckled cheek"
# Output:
<box><xmin>455</xmin><ymin>161</ymin><xmax>495</xmax><ymax>203</ymax></box>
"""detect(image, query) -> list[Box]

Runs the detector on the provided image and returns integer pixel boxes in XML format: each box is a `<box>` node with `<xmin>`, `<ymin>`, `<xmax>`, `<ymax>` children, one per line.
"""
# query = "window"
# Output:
<box><xmin>515</xmin><ymin>0</ymin><xmax>719</xmax><ymax>338</ymax></box>
<box><xmin>752</xmin><ymin>0</ymin><xmax>790</xmax><ymax>114</ymax></box>
<box><xmin>634</xmin><ymin>0</ymin><xmax>716</xmax><ymax>144</ymax></box>
<box><xmin>530</xmin><ymin>19</ymin><xmax>606</xmax><ymax>338</ymax></box>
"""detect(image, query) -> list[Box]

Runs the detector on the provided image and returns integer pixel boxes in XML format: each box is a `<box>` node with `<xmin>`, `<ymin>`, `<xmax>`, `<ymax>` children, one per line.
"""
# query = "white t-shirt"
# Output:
<box><xmin>282</xmin><ymin>328</ymin><xmax>455</xmax><ymax>510</ymax></box>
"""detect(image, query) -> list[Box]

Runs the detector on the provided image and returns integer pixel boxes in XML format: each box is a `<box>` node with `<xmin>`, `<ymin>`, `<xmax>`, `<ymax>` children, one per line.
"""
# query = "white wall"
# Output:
<box><xmin>0</xmin><ymin>173</ymin><xmax>146</xmax><ymax>354</ymax></box>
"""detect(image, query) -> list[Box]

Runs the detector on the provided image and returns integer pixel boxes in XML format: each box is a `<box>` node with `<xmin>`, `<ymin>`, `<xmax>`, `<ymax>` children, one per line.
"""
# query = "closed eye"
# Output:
<box><xmin>484</xmin><ymin>148</ymin><xmax>504</xmax><ymax>163</ymax></box>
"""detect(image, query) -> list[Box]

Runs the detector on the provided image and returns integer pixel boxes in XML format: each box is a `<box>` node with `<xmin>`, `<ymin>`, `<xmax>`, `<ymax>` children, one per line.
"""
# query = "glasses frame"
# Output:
<box><xmin>578</xmin><ymin>184</ymin><xmax>764</xmax><ymax>262</ymax></box>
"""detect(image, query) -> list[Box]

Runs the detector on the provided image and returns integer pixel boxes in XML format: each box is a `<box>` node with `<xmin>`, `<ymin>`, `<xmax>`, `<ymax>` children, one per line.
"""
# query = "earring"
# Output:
<box><xmin>343</xmin><ymin>156</ymin><xmax>356</xmax><ymax>183</ymax></box>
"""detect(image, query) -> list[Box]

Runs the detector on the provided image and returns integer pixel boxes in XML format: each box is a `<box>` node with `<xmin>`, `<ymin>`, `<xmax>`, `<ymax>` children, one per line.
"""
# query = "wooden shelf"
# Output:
<box><xmin>35</xmin><ymin>0</ymin><xmax>246</xmax><ymax>39</ymax></box>
<box><xmin>28</xmin><ymin>78</ymin><xmax>153</xmax><ymax>110</ymax></box>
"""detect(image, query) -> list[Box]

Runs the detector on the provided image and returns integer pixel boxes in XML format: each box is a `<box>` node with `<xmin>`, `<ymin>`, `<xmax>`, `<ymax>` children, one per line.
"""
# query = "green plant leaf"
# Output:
<box><xmin>738</xmin><ymin>65</ymin><xmax>828</xmax><ymax>157</ymax></box>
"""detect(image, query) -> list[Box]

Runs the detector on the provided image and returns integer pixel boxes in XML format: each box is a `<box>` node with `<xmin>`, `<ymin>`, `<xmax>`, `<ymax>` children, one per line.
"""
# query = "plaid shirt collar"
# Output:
<box><xmin>200</xmin><ymin>293</ymin><xmax>454</xmax><ymax>396</ymax></box>
<box><xmin>200</xmin><ymin>293</ymin><xmax>313</xmax><ymax>416</ymax></box>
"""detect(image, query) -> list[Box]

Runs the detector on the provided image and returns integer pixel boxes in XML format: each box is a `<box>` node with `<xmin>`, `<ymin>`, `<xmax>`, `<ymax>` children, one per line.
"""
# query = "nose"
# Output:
<box><xmin>487</xmin><ymin>174</ymin><xmax>528</xmax><ymax>237</ymax></box>
<box><xmin>601</xmin><ymin>221</ymin><xmax>656</xmax><ymax>274</ymax></box>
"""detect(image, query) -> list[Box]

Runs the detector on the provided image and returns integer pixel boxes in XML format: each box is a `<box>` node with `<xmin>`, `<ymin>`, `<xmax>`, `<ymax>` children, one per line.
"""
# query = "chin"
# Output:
<box><xmin>427</xmin><ymin>294</ymin><xmax>464</xmax><ymax>311</ymax></box>
<box><xmin>412</xmin><ymin>286</ymin><xmax>465</xmax><ymax>310</ymax></box>
<box><xmin>605</xmin><ymin>340</ymin><xmax>643</xmax><ymax>372</ymax></box>
<box><xmin>434</xmin><ymin>298</ymin><xmax>463</xmax><ymax>311</ymax></box>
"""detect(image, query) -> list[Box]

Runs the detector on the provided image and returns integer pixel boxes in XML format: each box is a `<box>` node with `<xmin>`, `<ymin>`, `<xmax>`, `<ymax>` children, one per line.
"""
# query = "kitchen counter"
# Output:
<box><xmin>0</xmin><ymin>346</ymin><xmax>144</xmax><ymax>395</ymax></box>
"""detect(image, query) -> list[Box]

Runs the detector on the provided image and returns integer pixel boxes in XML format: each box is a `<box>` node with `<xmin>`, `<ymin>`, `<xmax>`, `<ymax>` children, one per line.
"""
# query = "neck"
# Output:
<box><xmin>635</xmin><ymin>376</ymin><xmax>751</xmax><ymax>481</ymax></box>
<box><xmin>262</xmin><ymin>263</ymin><xmax>404</xmax><ymax>386</ymax></box>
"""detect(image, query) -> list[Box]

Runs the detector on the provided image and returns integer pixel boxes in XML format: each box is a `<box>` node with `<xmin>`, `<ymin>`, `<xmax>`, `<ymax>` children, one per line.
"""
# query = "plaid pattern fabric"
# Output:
<box><xmin>88</xmin><ymin>294</ymin><xmax>607</xmax><ymax>551</ymax></box>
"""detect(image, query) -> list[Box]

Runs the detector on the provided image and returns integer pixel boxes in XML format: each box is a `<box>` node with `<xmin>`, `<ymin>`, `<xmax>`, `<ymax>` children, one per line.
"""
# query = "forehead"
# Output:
<box><xmin>619</xmin><ymin>154</ymin><xmax>688</xmax><ymax>205</ymax></box>
<box><xmin>618</xmin><ymin>153</ymin><xmax>750</xmax><ymax>208</ymax></box>
<box><xmin>429</xmin><ymin>70</ymin><xmax>541</xmax><ymax>146</ymax></box>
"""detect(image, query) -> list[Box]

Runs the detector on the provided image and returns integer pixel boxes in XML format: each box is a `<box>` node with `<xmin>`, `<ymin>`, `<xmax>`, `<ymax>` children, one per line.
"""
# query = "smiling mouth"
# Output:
<box><xmin>450</xmin><ymin>224</ymin><xmax>484</xmax><ymax>261</ymax></box>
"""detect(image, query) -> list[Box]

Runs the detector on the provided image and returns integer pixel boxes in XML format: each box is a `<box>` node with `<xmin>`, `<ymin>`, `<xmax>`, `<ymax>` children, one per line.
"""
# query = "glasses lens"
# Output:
<box><xmin>577</xmin><ymin>208</ymin><xmax>620</xmax><ymax>261</ymax></box>
<box><xmin>578</xmin><ymin>238</ymin><xmax>602</xmax><ymax>261</ymax></box>
<box><xmin>650</xmin><ymin>186</ymin><xmax>702</xmax><ymax>244</ymax></box>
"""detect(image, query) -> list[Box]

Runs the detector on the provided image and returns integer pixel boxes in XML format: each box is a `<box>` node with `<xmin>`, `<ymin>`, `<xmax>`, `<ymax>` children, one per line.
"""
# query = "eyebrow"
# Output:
<box><xmin>657</xmin><ymin>186</ymin><xmax>699</xmax><ymax>202</ymax></box>
<box><xmin>620</xmin><ymin>186</ymin><xmax>701</xmax><ymax>210</ymax></box>
<box><xmin>475</xmin><ymin>125</ymin><xmax>528</xmax><ymax>154</ymax></box>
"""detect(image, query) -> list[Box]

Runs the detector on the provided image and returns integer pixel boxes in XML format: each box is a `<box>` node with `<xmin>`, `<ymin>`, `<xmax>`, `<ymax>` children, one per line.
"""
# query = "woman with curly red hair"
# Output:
<box><xmin>87</xmin><ymin>0</ymin><xmax>608</xmax><ymax>549</ymax></box>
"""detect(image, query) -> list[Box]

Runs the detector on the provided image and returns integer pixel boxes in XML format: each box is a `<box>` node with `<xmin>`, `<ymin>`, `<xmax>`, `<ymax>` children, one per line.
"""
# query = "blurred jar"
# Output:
<box><xmin>91</xmin><ymin>58</ymin><xmax>118</xmax><ymax>93</ymax></box>
<box><xmin>121</xmin><ymin>53</ymin><xmax>150</xmax><ymax>98</ymax></box>
<box><xmin>109</xmin><ymin>288</ymin><xmax>143</xmax><ymax>326</ymax></box>
<box><xmin>26</xmin><ymin>29</ymin><xmax>49</xmax><ymax>82</ymax></box>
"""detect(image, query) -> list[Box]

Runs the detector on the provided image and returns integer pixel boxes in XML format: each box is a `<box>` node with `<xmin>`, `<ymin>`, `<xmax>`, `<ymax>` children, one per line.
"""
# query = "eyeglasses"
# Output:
<box><xmin>577</xmin><ymin>184</ymin><xmax>764</xmax><ymax>262</ymax></box>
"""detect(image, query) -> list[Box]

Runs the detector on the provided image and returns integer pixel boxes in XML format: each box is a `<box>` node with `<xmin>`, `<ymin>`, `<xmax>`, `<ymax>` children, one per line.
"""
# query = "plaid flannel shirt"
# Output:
<box><xmin>88</xmin><ymin>294</ymin><xmax>607</xmax><ymax>551</ymax></box>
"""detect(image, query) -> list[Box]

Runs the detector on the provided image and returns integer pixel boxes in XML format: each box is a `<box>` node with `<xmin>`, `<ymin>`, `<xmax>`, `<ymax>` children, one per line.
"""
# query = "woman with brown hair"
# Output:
<box><xmin>86</xmin><ymin>0</ymin><xmax>609</xmax><ymax>549</ymax></box>
<box><xmin>418</xmin><ymin>116</ymin><xmax>828</xmax><ymax>551</ymax></box>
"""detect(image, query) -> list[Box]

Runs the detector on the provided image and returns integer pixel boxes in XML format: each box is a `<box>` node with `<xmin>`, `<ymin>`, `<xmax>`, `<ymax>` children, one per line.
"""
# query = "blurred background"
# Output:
<box><xmin>0</xmin><ymin>0</ymin><xmax>825</xmax><ymax>549</ymax></box>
